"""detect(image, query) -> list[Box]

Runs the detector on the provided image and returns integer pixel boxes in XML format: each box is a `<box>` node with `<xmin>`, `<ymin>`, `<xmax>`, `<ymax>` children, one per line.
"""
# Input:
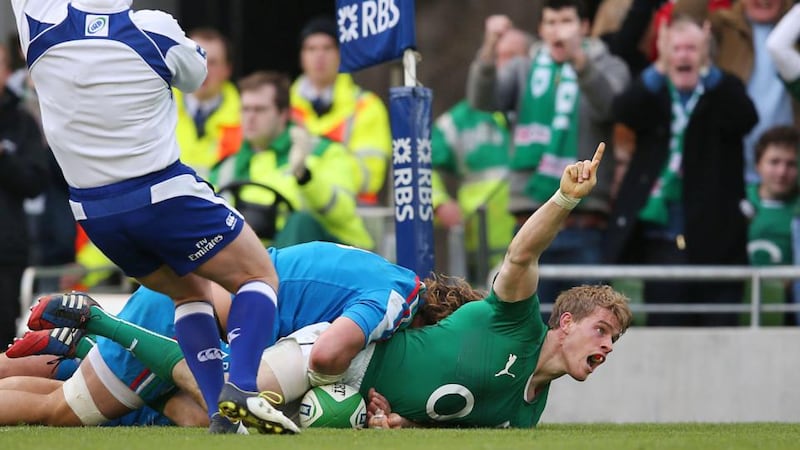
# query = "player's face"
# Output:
<box><xmin>241</xmin><ymin>85</ymin><xmax>287</xmax><ymax>149</ymax></box>
<box><xmin>539</xmin><ymin>7</ymin><xmax>582</xmax><ymax>63</ymax></box>
<box><xmin>301</xmin><ymin>34</ymin><xmax>340</xmax><ymax>88</ymax></box>
<box><xmin>562</xmin><ymin>307</ymin><xmax>621</xmax><ymax>382</ymax></box>
<box><xmin>757</xmin><ymin>145</ymin><xmax>798</xmax><ymax>200</ymax></box>
<box><xmin>743</xmin><ymin>0</ymin><xmax>784</xmax><ymax>24</ymax></box>
<box><xmin>666</xmin><ymin>23</ymin><xmax>704</xmax><ymax>92</ymax></box>
<box><xmin>192</xmin><ymin>36</ymin><xmax>232</xmax><ymax>101</ymax></box>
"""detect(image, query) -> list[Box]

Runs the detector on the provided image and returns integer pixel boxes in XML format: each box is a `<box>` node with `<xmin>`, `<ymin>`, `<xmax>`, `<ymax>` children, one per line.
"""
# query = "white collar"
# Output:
<box><xmin>71</xmin><ymin>0</ymin><xmax>133</xmax><ymax>13</ymax></box>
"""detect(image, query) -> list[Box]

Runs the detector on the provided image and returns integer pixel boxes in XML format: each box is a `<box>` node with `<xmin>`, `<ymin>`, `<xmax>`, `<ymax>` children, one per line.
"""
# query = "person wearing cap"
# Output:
<box><xmin>290</xmin><ymin>16</ymin><xmax>392</xmax><ymax>206</ymax></box>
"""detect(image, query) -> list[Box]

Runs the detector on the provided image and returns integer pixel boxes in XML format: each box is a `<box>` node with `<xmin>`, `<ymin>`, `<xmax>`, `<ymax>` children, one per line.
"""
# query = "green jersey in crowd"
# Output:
<box><xmin>746</xmin><ymin>184</ymin><xmax>799</xmax><ymax>266</ymax></box>
<box><xmin>359</xmin><ymin>291</ymin><xmax>550</xmax><ymax>428</ymax></box>
<box><xmin>431</xmin><ymin>100</ymin><xmax>515</xmax><ymax>268</ymax></box>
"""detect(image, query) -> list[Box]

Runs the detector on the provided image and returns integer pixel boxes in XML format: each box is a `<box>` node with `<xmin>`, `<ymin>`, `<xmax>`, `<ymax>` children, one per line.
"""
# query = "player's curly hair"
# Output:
<box><xmin>416</xmin><ymin>273</ymin><xmax>486</xmax><ymax>325</ymax></box>
<box><xmin>548</xmin><ymin>285</ymin><xmax>633</xmax><ymax>336</ymax></box>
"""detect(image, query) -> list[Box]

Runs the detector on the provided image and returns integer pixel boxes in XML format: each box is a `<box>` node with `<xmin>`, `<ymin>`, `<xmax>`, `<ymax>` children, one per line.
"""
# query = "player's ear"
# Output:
<box><xmin>558</xmin><ymin>311</ymin><xmax>574</xmax><ymax>333</ymax></box>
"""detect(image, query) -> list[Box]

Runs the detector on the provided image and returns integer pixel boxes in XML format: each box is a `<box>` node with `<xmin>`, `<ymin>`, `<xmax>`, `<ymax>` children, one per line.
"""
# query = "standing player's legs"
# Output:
<box><xmin>137</xmin><ymin>225</ymin><xmax>286</xmax><ymax>432</ymax></box>
<box><xmin>71</xmin><ymin>162</ymin><xmax>284</xmax><ymax>432</ymax></box>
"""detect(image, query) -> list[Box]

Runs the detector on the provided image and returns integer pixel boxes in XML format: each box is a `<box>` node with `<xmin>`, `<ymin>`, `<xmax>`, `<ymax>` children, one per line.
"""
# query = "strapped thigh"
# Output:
<box><xmin>62</xmin><ymin>364</ymin><xmax>108</xmax><ymax>425</ymax></box>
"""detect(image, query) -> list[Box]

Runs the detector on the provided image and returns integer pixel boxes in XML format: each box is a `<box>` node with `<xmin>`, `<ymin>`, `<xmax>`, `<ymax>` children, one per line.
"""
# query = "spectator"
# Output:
<box><xmin>173</xmin><ymin>28</ymin><xmax>241</xmax><ymax>178</ymax></box>
<box><xmin>766</xmin><ymin>2</ymin><xmax>800</xmax><ymax>102</ymax></box>
<box><xmin>711</xmin><ymin>0</ymin><xmax>797</xmax><ymax>184</ymax></box>
<box><xmin>744</xmin><ymin>125</ymin><xmax>800</xmax><ymax>326</ymax></box>
<box><xmin>290</xmin><ymin>16</ymin><xmax>392</xmax><ymax>206</ymax></box>
<box><xmin>0</xmin><ymin>42</ymin><xmax>49</xmax><ymax>347</ymax></box>
<box><xmin>606</xmin><ymin>15</ymin><xmax>758</xmax><ymax>326</ymax></box>
<box><xmin>210</xmin><ymin>71</ymin><xmax>373</xmax><ymax>250</ymax></box>
<box><xmin>432</xmin><ymin>29</ymin><xmax>531</xmax><ymax>280</ymax></box>
<box><xmin>3</xmin><ymin>37</ymin><xmax>76</xmax><ymax>294</ymax></box>
<box><xmin>467</xmin><ymin>0</ymin><xmax>630</xmax><ymax>314</ymax></box>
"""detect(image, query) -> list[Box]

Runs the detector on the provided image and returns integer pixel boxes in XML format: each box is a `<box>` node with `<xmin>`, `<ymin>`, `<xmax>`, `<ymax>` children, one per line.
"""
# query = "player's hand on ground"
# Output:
<box><xmin>559</xmin><ymin>142</ymin><xmax>605</xmax><ymax>199</ymax></box>
<box><xmin>367</xmin><ymin>410</ymin><xmax>406</xmax><ymax>429</ymax></box>
<box><xmin>366</xmin><ymin>388</ymin><xmax>412</xmax><ymax>428</ymax></box>
<box><xmin>366</xmin><ymin>388</ymin><xmax>392</xmax><ymax>419</ymax></box>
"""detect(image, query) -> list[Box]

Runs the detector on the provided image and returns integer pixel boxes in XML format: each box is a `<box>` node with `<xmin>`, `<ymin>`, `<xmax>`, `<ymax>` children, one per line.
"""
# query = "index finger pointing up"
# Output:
<box><xmin>591</xmin><ymin>142</ymin><xmax>606</xmax><ymax>168</ymax></box>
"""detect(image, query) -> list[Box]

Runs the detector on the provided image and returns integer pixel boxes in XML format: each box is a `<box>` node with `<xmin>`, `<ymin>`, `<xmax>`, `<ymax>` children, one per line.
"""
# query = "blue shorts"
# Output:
<box><xmin>69</xmin><ymin>161</ymin><xmax>244</xmax><ymax>277</ymax></box>
<box><xmin>102</xmin><ymin>406</ymin><xmax>174</xmax><ymax>427</ymax></box>
<box><xmin>95</xmin><ymin>288</ymin><xmax>177</xmax><ymax>405</ymax></box>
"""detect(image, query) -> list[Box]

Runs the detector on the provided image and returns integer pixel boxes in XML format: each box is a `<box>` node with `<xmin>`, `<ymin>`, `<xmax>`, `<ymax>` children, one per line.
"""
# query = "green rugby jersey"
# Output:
<box><xmin>359</xmin><ymin>291</ymin><xmax>550</xmax><ymax>428</ymax></box>
<box><xmin>746</xmin><ymin>184</ymin><xmax>798</xmax><ymax>266</ymax></box>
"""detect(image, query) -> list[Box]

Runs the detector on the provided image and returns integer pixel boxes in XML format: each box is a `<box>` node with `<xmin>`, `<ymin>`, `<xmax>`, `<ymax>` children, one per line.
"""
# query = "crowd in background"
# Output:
<box><xmin>1</xmin><ymin>0</ymin><xmax>800</xmax><ymax>345</ymax></box>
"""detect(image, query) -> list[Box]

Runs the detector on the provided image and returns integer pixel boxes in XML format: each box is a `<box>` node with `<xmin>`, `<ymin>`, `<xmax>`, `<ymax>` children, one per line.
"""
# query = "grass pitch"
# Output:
<box><xmin>1</xmin><ymin>423</ymin><xmax>798</xmax><ymax>450</ymax></box>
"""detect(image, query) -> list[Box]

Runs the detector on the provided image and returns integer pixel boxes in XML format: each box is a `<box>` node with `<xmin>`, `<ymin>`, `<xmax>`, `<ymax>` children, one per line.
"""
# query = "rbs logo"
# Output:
<box><xmin>338</xmin><ymin>0</ymin><xmax>400</xmax><ymax>43</ymax></box>
<box><xmin>392</xmin><ymin>137</ymin><xmax>433</xmax><ymax>223</ymax></box>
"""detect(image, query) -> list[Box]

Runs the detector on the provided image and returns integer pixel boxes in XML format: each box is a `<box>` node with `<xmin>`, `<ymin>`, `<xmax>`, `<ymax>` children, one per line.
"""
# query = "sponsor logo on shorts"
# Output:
<box><xmin>85</xmin><ymin>15</ymin><xmax>109</xmax><ymax>37</ymax></box>
<box><xmin>226</xmin><ymin>213</ymin><xmax>238</xmax><ymax>230</ymax></box>
<box><xmin>197</xmin><ymin>347</ymin><xmax>225</xmax><ymax>362</ymax></box>
<box><xmin>188</xmin><ymin>235</ymin><xmax>224</xmax><ymax>261</ymax></box>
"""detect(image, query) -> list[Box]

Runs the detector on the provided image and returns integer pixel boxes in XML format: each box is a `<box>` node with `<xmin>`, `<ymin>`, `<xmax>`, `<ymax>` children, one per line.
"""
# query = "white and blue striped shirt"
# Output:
<box><xmin>11</xmin><ymin>0</ymin><xmax>207</xmax><ymax>188</ymax></box>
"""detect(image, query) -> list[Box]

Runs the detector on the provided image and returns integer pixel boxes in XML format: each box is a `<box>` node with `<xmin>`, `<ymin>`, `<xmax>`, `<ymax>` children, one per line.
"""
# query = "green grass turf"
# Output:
<box><xmin>1</xmin><ymin>423</ymin><xmax>799</xmax><ymax>450</ymax></box>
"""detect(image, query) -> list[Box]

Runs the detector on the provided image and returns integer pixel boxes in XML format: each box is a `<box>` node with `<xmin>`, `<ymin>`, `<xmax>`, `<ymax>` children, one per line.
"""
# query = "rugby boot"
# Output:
<box><xmin>208</xmin><ymin>412</ymin><xmax>249</xmax><ymax>434</ymax></box>
<box><xmin>217</xmin><ymin>381</ymin><xmax>300</xmax><ymax>434</ymax></box>
<box><xmin>27</xmin><ymin>292</ymin><xmax>100</xmax><ymax>330</ymax></box>
<box><xmin>6</xmin><ymin>328</ymin><xmax>85</xmax><ymax>359</ymax></box>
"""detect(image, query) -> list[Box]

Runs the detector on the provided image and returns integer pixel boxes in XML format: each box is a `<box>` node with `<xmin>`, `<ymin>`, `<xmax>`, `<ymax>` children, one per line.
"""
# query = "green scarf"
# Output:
<box><xmin>638</xmin><ymin>80</ymin><xmax>704</xmax><ymax>225</ymax></box>
<box><xmin>513</xmin><ymin>48</ymin><xmax>581</xmax><ymax>203</ymax></box>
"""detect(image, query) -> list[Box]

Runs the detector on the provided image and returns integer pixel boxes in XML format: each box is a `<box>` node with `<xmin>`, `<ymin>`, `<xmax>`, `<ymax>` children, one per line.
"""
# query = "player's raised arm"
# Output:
<box><xmin>493</xmin><ymin>143</ymin><xmax>605</xmax><ymax>303</ymax></box>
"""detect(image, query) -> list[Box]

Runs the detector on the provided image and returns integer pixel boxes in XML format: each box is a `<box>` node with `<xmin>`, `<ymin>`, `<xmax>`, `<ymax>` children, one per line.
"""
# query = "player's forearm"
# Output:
<box><xmin>506</xmin><ymin>196</ymin><xmax>572</xmax><ymax>265</ymax></box>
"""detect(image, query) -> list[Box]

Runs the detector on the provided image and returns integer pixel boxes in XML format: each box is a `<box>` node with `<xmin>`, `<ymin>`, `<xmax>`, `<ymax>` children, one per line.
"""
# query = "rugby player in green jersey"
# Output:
<box><xmin>257</xmin><ymin>142</ymin><xmax>633</xmax><ymax>428</ymax></box>
<box><xmin>11</xmin><ymin>143</ymin><xmax>632</xmax><ymax>429</ymax></box>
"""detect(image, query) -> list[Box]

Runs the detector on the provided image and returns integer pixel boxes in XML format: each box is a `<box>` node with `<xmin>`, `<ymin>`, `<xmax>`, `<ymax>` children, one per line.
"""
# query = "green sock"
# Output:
<box><xmin>74</xmin><ymin>334</ymin><xmax>97</xmax><ymax>359</ymax></box>
<box><xmin>85</xmin><ymin>306</ymin><xmax>184</xmax><ymax>382</ymax></box>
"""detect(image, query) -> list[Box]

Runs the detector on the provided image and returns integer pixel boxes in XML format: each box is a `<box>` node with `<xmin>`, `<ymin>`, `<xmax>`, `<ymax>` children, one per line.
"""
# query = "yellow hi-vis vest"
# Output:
<box><xmin>210</xmin><ymin>128</ymin><xmax>374</xmax><ymax>250</ymax></box>
<box><xmin>174</xmin><ymin>81</ymin><xmax>242</xmax><ymax>179</ymax></box>
<box><xmin>290</xmin><ymin>74</ymin><xmax>391</xmax><ymax>204</ymax></box>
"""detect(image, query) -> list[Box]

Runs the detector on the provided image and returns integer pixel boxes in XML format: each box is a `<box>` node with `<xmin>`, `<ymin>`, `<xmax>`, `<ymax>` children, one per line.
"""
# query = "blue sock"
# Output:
<box><xmin>174</xmin><ymin>302</ymin><xmax>224</xmax><ymax>418</ymax></box>
<box><xmin>226</xmin><ymin>281</ymin><xmax>277</xmax><ymax>392</ymax></box>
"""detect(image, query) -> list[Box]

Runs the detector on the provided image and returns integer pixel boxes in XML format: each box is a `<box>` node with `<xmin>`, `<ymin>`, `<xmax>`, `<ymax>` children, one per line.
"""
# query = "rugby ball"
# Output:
<box><xmin>298</xmin><ymin>383</ymin><xmax>367</xmax><ymax>428</ymax></box>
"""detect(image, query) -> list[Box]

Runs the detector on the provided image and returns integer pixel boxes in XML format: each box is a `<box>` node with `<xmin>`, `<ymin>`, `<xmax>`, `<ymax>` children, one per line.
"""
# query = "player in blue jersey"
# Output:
<box><xmin>11</xmin><ymin>0</ymin><xmax>286</xmax><ymax>434</ymax></box>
